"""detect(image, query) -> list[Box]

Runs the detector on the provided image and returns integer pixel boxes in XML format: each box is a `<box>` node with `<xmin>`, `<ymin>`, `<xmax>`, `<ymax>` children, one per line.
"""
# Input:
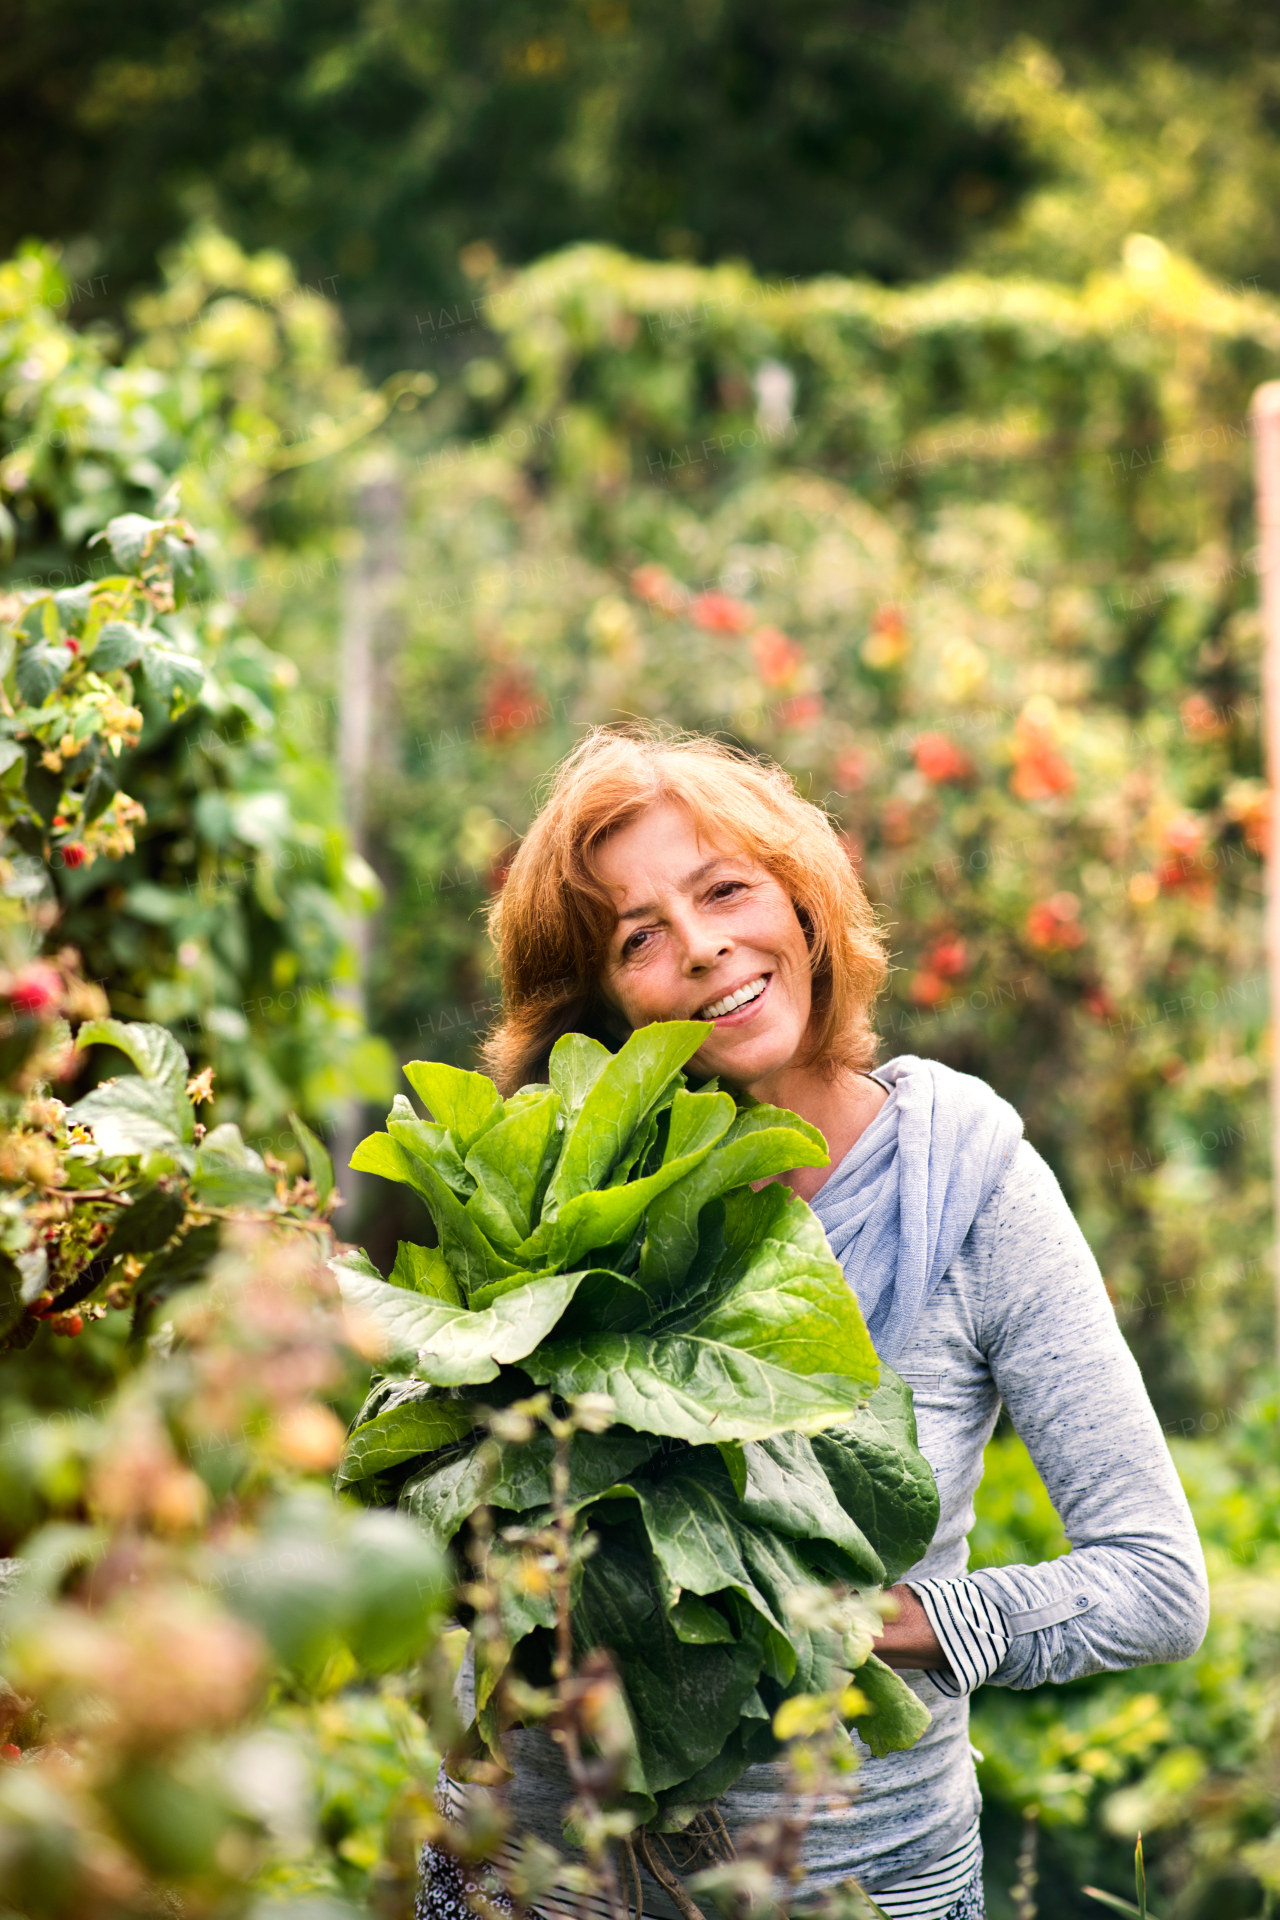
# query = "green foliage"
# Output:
<box><xmin>337</xmin><ymin>1019</ymin><xmax>938</xmax><ymax>1820</ymax></box>
<box><xmin>0</xmin><ymin>0</ymin><xmax>1038</xmax><ymax>371</ymax></box>
<box><xmin>0</xmin><ymin>235</ymin><xmax>399</xmax><ymax>1138</ymax></box>
<box><xmin>970</xmin><ymin>1416</ymin><xmax>1280</xmax><ymax>1919</ymax></box>
<box><xmin>8</xmin><ymin>1</ymin><xmax>1280</xmax><ymax>372</ymax></box>
<box><xmin>0</xmin><ymin>975</ymin><xmax>447</xmax><ymax>1917</ymax></box>
<box><xmin>0</xmin><ymin>1001</ymin><xmax>338</xmax><ymax>1370</ymax></box>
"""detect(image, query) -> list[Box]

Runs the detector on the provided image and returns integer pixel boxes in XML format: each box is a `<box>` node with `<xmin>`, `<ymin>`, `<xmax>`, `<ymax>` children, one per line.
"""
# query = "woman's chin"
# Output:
<box><xmin>699</xmin><ymin>1024</ymin><xmax>800</xmax><ymax>1089</ymax></box>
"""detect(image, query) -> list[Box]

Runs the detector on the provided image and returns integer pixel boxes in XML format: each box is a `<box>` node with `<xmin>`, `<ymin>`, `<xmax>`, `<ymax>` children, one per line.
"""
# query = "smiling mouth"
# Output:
<box><xmin>697</xmin><ymin>974</ymin><xmax>769</xmax><ymax>1020</ymax></box>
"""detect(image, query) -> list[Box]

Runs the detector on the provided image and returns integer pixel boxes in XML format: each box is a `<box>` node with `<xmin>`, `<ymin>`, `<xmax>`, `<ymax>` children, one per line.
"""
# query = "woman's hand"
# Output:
<box><xmin>871</xmin><ymin>1584</ymin><xmax>947</xmax><ymax>1671</ymax></box>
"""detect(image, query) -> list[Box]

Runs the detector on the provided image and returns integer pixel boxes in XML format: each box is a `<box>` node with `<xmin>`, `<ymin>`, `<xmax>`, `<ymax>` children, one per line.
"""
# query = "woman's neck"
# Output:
<box><xmin>738</xmin><ymin>1060</ymin><xmax>889</xmax><ymax>1204</ymax></box>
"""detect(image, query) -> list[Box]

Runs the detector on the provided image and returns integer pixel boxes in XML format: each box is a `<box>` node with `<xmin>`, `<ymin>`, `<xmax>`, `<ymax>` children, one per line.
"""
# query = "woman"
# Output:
<box><xmin>426</xmin><ymin>727</ymin><xmax>1208</xmax><ymax>1920</ymax></box>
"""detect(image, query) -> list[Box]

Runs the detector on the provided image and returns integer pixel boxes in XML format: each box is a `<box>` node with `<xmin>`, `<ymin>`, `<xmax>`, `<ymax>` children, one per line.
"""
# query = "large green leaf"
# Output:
<box><xmin>349</xmin><ymin>1131</ymin><xmax>523</xmax><ymax>1293</ymax></box>
<box><xmin>621</xmin><ymin>1462</ymin><xmax>783</xmax><ymax>1633</ymax></box>
<box><xmin>96</xmin><ymin>1185</ymin><xmax>185</xmax><ymax>1264</ymax></box>
<box><xmin>533</xmin><ymin>1186</ymin><xmax>878</xmax><ymax>1440</ymax></box>
<box><xmin>331</xmin><ymin>1248</ymin><xmax>592</xmax><ymax>1385</ymax></box>
<box><xmin>337</xmin><ymin>1397</ymin><xmax>476</xmax><ymax>1487</ymax></box>
<box><xmin>463</xmin><ymin>1086</ymin><xmax>562</xmax><ymax>1251</ymax></box>
<box><xmin>517</xmin><ymin>1134</ymin><xmax>724</xmax><ymax>1274</ymax></box>
<box><xmin>686</xmin><ymin>1185</ymin><xmax>877</xmax><ymax>1395</ymax></box>
<box><xmin>398</xmin><ymin>1447</ymin><xmax>491</xmax><ymax>1550</ymax></box>
<box><xmin>655</xmin><ymin>1717</ymin><xmax>779</xmax><ymax>1829</ymax></box>
<box><xmin>850</xmin><ymin>1654</ymin><xmax>932</xmax><ymax>1758</ymax></box>
<box><xmin>664</xmin><ymin>1087</ymin><xmax>738</xmax><ymax>1162</ymax></box>
<box><xmin>190</xmin><ymin>1148</ymin><xmax>278</xmax><ymax>1209</ymax></box>
<box><xmin>389</xmin><ymin>1239</ymin><xmax>464</xmax><ymax>1306</ymax></box>
<box><xmin>140</xmin><ymin>639</ymin><xmax>204</xmax><ymax>712</ymax></box>
<box><xmin>485</xmin><ymin>1427</ymin><xmax>660</xmax><ymax>1514</ymax></box>
<box><xmin>401</xmin><ymin>1059</ymin><xmax>503</xmax><ymax>1156</ymax></box>
<box><xmin>543</xmin><ymin>1021</ymin><xmax>708</xmax><ymax>1215</ymax></box>
<box><xmin>738</xmin><ymin>1431</ymin><xmax>885</xmax><ymax>1586</ymax></box>
<box><xmin>572</xmin><ymin>1520</ymin><xmax>768</xmax><ymax>1795</ymax></box>
<box><xmin>68</xmin><ymin>1076</ymin><xmax>192</xmax><ymax>1160</ymax></box>
<box><xmin>547</xmin><ymin>1031</ymin><xmax>613</xmax><ymax>1120</ymax></box>
<box><xmin>639</xmin><ymin>1113</ymin><xmax>830</xmax><ymax>1288</ymax></box>
<box><xmin>88</xmin><ymin>619</ymin><xmax>147</xmax><ymax>670</ymax></box>
<box><xmin>76</xmin><ymin>1016</ymin><xmax>190</xmax><ymax>1101</ymax></box>
<box><xmin>15</xmin><ymin>641</ymin><xmax>73</xmax><ymax>705</ymax></box>
<box><xmin>386</xmin><ymin>1095</ymin><xmax>475</xmax><ymax>1197</ymax></box>
<box><xmin>525</xmin><ymin>1327</ymin><xmax>865</xmax><ymax>1445</ymax></box>
<box><xmin>810</xmin><ymin>1369</ymin><xmax>940</xmax><ymax>1584</ymax></box>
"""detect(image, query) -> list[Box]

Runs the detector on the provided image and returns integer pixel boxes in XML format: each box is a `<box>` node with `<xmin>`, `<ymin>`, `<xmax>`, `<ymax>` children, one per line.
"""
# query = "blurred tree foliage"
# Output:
<box><xmin>11</xmin><ymin>0</ymin><xmax>1280</xmax><ymax>373</ymax></box>
<box><xmin>362</xmin><ymin>240</ymin><xmax>1274</xmax><ymax>1428</ymax></box>
<box><xmin>0</xmin><ymin>233</ymin><xmax>403</xmax><ymax>1138</ymax></box>
<box><xmin>0</xmin><ymin>0</ymin><xmax>1030</xmax><ymax>370</ymax></box>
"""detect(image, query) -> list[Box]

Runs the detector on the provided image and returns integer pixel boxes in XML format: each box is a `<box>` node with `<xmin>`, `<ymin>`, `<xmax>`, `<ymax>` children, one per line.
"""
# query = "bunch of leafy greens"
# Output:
<box><xmin>335</xmin><ymin>1020</ymin><xmax>939</xmax><ymax>1824</ymax></box>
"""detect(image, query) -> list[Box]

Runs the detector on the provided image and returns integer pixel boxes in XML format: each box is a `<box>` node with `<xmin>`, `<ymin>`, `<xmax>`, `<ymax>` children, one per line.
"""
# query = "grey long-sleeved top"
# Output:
<box><xmin>460</xmin><ymin>1135</ymin><xmax>1210</xmax><ymax>1902</ymax></box>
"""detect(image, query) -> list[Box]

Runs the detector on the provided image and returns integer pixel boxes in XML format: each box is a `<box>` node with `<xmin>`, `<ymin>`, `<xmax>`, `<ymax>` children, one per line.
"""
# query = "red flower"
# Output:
<box><xmin>833</xmin><ymin>748</ymin><xmax>871</xmax><ymax>793</ymax></box>
<box><xmin>1026</xmin><ymin>892</ymin><xmax>1086</xmax><ymax>952</ymax></box>
<box><xmin>908</xmin><ymin>971</ymin><xmax>949</xmax><ymax>1007</ymax></box>
<box><xmin>1162</xmin><ymin>812</ymin><xmax>1205</xmax><ymax>858</ymax></box>
<box><xmin>7</xmin><ymin>963</ymin><xmax>63</xmax><ymax>1016</ymax></box>
<box><xmin>65</xmin><ymin>638</ymin><xmax>80</xmax><ymax>655</ymax></box>
<box><xmin>927</xmin><ymin>938</ymin><xmax>967</xmax><ymax>980</ymax></box>
<box><xmin>630</xmin><ymin>564</ymin><xmax>685</xmax><ymax>613</ymax></box>
<box><xmin>913</xmin><ymin>732</ymin><xmax>973</xmax><ymax>785</ymax></box>
<box><xmin>60</xmin><ymin>842</ymin><xmax>88</xmax><ymax>868</ymax></box>
<box><xmin>751</xmin><ymin>626</ymin><xmax>805</xmax><ymax>686</ymax></box>
<box><xmin>1009</xmin><ymin>708</ymin><xmax>1074</xmax><ymax>801</ymax></box>
<box><xmin>480</xmin><ymin>671</ymin><xmax>542</xmax><ymax>743</ymax></box>
<box><xmin>776</xmin><ymin>693</ymin><xmax>822</xmax><ymax>728</ymax></box>
<box><xmin>690</xmin><ymin>591</ymin><xmax>753</xmax><ymax>634</ymax></box>
<box><xmin>1155</xmin><ymin>813</ymin><xmax>1213</xmax><ymax>897</ymax></box>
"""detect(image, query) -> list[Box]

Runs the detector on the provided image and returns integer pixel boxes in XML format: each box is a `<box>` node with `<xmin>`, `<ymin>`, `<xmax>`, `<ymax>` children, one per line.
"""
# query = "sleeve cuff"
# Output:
<box><xmin>906</xmin><ymin>1577</ymin><xmax>1012</xmax><ymax>1697</ymax></box>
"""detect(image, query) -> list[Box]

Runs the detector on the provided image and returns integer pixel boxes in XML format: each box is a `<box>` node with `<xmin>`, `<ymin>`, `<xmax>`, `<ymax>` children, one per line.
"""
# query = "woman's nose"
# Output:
<box><xmin>679</xmin><ymin>918</ymin><xmax>731</xmax><ymax>975</ymax></box>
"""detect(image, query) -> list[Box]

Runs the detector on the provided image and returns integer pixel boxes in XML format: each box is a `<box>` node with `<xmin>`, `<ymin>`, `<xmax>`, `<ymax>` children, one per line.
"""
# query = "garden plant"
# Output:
<box><xmin>337</xmin><ymin>1019</ymin><xmax>939</xmax><ymax>1835</ymax></box>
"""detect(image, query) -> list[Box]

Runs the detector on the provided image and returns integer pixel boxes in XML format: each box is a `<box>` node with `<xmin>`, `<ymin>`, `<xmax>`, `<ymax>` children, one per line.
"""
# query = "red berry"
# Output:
<box><xmin>8</xmin><ymin>964</ymin><xmax>62</xmax><ymax>1017</ymax></box>
<box><xmin>65</xmin><ymin>639</ymin><xmax>80</xmax><ymax>655</ymax></box>
<box><xmin>1</xmin><ymin>1745</ymin><xmax>20</xmax><ymax>1763</ymax></box>
<box><xmin>61</xmin><ymin>843</ymin><xmax>87</xmax><ymax>869</ymax></box>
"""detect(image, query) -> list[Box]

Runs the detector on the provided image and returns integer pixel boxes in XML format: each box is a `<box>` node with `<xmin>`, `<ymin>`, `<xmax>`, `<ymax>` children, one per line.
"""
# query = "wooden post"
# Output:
<box><xmin>333</xmin><ymin>454</ymin><xmax>402</xmax><ymax>1211</ymax></box>
<box><xmin>1251</xmin><ymin>380</ymin><xmax>1280</xmax><ymax>1366</ymax></box>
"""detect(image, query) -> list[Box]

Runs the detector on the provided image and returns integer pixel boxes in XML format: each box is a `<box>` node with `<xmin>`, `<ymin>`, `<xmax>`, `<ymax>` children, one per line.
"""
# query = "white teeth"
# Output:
<box><xmin>699</xmin><ymin>976</ymin><xmax>766</xmax><ymax>1019</ymax></box>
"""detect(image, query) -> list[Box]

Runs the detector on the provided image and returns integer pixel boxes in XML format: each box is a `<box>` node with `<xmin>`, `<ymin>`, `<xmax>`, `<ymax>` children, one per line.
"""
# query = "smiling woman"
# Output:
<box><xmin>483</xmin><ymin>728</ymin><xmax>888</xmax><ymax>1096</ymax></box>
<box><xmin>450</xmin><ymin>724</ymin><xmax>1209</xmax><ymax>1920</ymax></box>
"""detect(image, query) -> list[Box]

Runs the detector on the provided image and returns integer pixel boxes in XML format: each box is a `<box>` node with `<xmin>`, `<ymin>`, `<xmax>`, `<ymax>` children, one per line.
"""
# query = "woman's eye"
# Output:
<box><xmin>710</xmin><ymin>881</ymin><xmax>745</xmax><ymax>902</ymax></box>
<box><xmin>621</xmin><ymin>929</ymin><xmax>651</xmax><ymax>957</ymax></box>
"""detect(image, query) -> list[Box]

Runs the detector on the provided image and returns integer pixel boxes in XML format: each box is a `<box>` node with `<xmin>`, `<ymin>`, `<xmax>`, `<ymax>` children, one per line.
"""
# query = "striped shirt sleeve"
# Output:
<box><xmin>905</xmin><ymin>1576</ymin><xmax>1011</xmax><ymax>1697</ymax></box>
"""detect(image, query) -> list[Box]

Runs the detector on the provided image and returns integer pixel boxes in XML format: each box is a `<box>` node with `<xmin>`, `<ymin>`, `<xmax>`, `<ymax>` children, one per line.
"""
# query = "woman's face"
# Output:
<box><xmin>594</xmin><ymin>801</ymin><xmax>814</xmax><ymax>1089</ymax></box>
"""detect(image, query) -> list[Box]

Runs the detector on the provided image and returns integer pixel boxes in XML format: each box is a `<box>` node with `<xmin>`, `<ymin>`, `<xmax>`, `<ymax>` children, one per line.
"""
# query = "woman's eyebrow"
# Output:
<box><xmin>616</xmin><ymin>858</ymin><xmax>725</xmax><ymax>924</ymax></box>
